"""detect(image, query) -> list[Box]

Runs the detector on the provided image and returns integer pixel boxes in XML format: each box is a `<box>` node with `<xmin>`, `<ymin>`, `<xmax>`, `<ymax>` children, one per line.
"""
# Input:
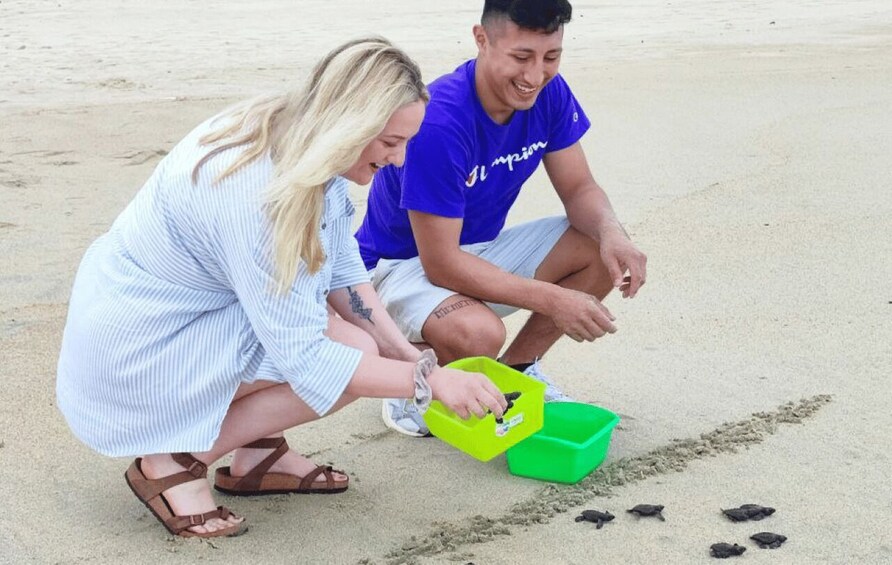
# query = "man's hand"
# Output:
<box><xmin>599</xmin><ymin>229</ymin><xmax>647</xmax><ymax>298</ymax></box>
<box><xmin>427</xmin><ymin>367</ymin><xmax>507</xmax><ymax>420</ymax></box>
<box><xmin>548</xmin><ymin>288</ymin><xmax>617</xmax><ymax>343</ymax></box>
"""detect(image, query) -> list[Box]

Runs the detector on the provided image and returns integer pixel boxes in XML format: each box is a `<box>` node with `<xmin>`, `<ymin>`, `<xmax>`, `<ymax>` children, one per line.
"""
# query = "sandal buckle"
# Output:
<box><xmin>186</xmin><ymin>460</ymin><xmax>207</xmax><ymax>478</ymax></box>
<box><xmin>188</xmin><ymin>514</ymin><xmax>206</xmax><ymax>526</ymax></box>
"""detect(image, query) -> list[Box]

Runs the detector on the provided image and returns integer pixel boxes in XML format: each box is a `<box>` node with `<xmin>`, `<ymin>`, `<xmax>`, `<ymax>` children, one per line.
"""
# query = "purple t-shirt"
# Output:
<box><xmin>355</xmin><ymin>59</ymin><xmax>590</xmax><ymax>269</ymax></box>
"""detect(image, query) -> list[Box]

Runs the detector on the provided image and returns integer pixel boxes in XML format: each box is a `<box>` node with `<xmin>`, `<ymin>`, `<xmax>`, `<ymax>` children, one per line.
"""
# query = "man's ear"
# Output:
<box><xmin>472</xmin><ymin>24</ymin><xmax>488</xmax><ymax>52</ymax></box>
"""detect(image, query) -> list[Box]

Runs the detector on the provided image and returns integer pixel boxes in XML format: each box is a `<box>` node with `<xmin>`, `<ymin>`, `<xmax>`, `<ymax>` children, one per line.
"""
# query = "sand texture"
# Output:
<box><xmin>1</xmin><ymin>1</ymin><xmax>891</xmax><ymax>563</ymax></box>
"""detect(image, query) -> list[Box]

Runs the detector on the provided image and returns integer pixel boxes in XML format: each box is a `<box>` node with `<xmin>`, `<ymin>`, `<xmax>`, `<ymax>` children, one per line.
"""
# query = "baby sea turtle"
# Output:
<box><xmin>627</xmin><ymin>504</ymin><xmax>665</xmax><ymax>521</ymax></box>
<box><xmin>495</xmin><ymin>391</ymin><xmax>521</xmax><ymax>424</ymax></box>
<box><xmin>750</xmin><ymin>532</ymin><xmax>787</xmax><ymax>549</ymax></box>
<box><xmin>710</xmin><ymin>543</ymin><xmax>746</xmax><ymax>558</ymax></box>
<box><xmin>721</xmin><ymin>504</ymin><xmax>775</xmax><ymax>522</ymax></box>
<box><xmin>740</xmin><ymin>504</ymin><xmax>775</xmax><ymax>520</ymax></box>
<box><xmin>574</xmin><ymin>509</ymin><xmax>615</xmax><ymax>529</ymax></box>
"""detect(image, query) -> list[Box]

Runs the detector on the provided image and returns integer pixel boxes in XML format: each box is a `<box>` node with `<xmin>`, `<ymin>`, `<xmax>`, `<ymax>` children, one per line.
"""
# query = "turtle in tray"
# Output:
<box><xmin>574</xmin><ymin>509</ymin><xmax>615</xmax><ymax>529</ymax></box>
<box><xmin>494</xmin><ymin>391</ymin><xmax>522</xmax><ymax>424</ymax></box>
<box><xmin>627</xmin><ymin>504</ymin><xmax>666</xmax><ymax>521</ymax></box>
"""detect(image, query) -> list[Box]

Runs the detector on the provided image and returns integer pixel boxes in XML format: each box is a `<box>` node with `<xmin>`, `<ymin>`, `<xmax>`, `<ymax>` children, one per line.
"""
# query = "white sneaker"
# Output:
<box><xmin>522</xmin><ymin>359</ymin><xmax>575</xmax><ymax>402</ymax></box>
<box><xmin>381</xmin><ymin>398</ymin><xmax>432</xmax><ymax>437</ymax></box>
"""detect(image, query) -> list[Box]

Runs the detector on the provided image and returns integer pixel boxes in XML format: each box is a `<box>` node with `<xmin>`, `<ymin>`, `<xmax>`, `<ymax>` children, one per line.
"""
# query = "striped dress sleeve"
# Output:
<box><xmin>206</xmin><ymin>172</ymin><xmax>363</xmax><ymax>416</ymax></box>
<box><xmin>330</xmin><ymin>184</ymin><xmax>372</xmax><ymax>290</ymax></box>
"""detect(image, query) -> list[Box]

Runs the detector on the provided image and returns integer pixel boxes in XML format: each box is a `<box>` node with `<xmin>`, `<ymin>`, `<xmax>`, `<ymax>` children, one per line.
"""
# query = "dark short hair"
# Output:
<box><xmin>482</xmin><ymin>0</ymin><xmax>572</xmax><ymax>33</ymax></box>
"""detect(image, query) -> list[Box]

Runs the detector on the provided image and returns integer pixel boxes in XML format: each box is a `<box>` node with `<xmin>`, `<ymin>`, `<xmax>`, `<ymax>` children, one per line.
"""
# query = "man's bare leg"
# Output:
<box><xmin>419</xmin><ymin>294</ymin><xmax>506</xmax><ymax>365</ymax></box>
<box><xmin>419</xmin><ymin>227</ymin><xmax>613</xmax><ymax>367</ymax></box>
<box><xmin>499</xmin><ymin>227</ymin><xmax>614</xmax><ymax>366</ymax></box>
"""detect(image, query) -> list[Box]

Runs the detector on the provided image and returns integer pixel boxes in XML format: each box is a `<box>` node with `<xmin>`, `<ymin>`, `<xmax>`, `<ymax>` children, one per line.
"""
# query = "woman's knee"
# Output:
<box><xmin>326</xmin><ymin>317</ymin><xmax>379</xmax><ymax>356</ymax></box>
<box><xmin>349</xmin><ymin>327</ymin><xmax>378</xmax><ymax>355</ymax></box>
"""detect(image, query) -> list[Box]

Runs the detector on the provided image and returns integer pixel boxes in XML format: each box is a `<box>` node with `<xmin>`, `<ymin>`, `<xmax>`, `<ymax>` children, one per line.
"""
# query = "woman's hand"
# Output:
<box><xmin>427</xmin><ymin>367</ymin><xmax>507</xmax><ymax>420</ymax></box>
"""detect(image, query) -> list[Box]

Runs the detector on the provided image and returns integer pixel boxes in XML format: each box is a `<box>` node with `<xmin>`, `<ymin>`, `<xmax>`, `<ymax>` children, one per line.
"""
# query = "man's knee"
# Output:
<box><xmin>539</xmin><ymin>227</ymin><xmax>614</xmax><ymax>296</ymax></box>
<box><xmin>429</xmin><ymin>312</ymin><xmax>506</xmax><ymax>358</ymax></box>
<box><xmin>588</xmin><ymin>255</ymin><xmax>616</xmax><ymax>296</ymax></box>
<box><xmin>453</xmin><ymin>319</ymin><xmax>506</xmax><ymax>357</ymax></box>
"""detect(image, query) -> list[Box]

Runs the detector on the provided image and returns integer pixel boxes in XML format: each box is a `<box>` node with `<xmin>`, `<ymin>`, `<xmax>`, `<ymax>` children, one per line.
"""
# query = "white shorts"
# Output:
<box><xmin>371</xmin><ymin>216</ymin><xmax>570</xmax><ymax>342</ymax></box>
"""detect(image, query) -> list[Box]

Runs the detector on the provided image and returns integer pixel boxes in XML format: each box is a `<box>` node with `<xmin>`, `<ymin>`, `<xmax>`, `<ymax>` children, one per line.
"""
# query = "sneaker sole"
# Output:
<box><xmin>381</xmin><ymin>400</ymin><xmax>433</xmax><ymax>438</ymax></box>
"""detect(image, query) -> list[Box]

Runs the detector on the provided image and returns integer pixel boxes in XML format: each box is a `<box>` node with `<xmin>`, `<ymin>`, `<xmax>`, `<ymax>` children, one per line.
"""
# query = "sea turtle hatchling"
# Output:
<box><xmin>739</xmin><ymin>504</ymin><xmax>775</xmax><ymax>520</ymax></box>
<box><xmin>710</xmin><ymin>543</ymin><xmax>746</xmax><ymax>558</ymax></box>
<box><xmin>750</xmin><ymin>532</ymin><xmax>787</xmax><ymax>549</ymax></box>
<box><xmin>627</xmin><ymin>504</ymin><xmax>665</xmax><ymax>521</ymax></box>
<box><xmin>721</xmin><ymin>508</ymin><xmax>750</xmax><ymax>522</ymax></box>
<box><xmin>494</xmin><ymin>391</ymin><xmax>521</xmax><ymax>424</ymax></box>
<box><xmin>721</xmin><ymin>504</ymin><xmax>775</xmax><ymax>522</ymax></box>
<box><xmin>574</xmin><ymin>509</ymin><xmax>615</xmax><ymax>529</ymax></box>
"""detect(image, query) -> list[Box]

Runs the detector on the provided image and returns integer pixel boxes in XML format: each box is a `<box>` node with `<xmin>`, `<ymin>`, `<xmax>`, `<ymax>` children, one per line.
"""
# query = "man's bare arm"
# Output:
<box><xmin>544</xmin><ymin>142</ymin><xmax>647</xmax><ymax>297</ymax></box>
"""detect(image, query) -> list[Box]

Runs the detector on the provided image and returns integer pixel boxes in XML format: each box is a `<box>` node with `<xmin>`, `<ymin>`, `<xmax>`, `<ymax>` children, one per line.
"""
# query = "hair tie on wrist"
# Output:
<box><xmin>413</xmin><ymin>349</ymin><xmax>437</xmax><ymax>414</ymax></box>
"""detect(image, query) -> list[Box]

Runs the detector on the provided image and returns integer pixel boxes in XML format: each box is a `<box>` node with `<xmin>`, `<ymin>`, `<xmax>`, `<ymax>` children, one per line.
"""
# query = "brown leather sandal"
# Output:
<box><xmin>214</xmin><ymin>437</ymin><xmax>349</xmax><ymax>496</ymax></box>
<box><xmin>124</xmin><ymin>453</ymin><xmax>247</xmax><ymax>538</ymax></box>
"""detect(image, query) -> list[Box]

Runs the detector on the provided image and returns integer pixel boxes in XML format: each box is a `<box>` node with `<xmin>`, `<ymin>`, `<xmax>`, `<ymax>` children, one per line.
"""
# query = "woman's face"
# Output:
<box><xmin>343</xmin><ymin>100</ymin><xmax>426</xmax><ymax>186</ymax></box>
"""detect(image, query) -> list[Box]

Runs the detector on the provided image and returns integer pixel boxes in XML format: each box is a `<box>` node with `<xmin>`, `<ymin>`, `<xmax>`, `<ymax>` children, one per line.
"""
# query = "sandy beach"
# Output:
<box><xmin>2</xmin><ymin>1</ymin><xmax>891</xmax><ymax>563</ymax></box>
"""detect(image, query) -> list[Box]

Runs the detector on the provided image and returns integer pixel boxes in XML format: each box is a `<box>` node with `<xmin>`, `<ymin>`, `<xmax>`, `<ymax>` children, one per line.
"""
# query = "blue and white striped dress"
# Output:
<box><xmin>56</xmin><ymin>116</ymin><xmax>370</xmax><ymax>457</ymax></box>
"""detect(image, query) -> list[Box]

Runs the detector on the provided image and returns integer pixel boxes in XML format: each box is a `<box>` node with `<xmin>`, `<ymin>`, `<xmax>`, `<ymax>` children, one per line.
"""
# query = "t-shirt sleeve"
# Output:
<box><xmin>397</xmin><ymin>122</ymin><xmax>472</xmax><ymax>218</ymax></box>
<box><xmin>545</xmin><ymin>74</ymin><xmax>591</xmax><ymax>153</ymax></box>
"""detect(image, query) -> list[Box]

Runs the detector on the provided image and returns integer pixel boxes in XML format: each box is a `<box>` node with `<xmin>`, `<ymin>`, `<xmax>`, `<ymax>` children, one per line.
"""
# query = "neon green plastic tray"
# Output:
<box><xmin>422</xmin><ymin>356</ymin><xmax>545</xmax><ymax>462</ymax></box>
<box><xmin>506</xmin><ymin>402</ymin><xmax>620</xmax><ymax>484</ymax></box>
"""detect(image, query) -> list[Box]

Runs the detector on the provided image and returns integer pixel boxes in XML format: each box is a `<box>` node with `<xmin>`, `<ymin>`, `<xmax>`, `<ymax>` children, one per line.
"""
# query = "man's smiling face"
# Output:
<box><xmin>474</xmin><ymin>18</ymin><xmax>564</xmax><ymax>123</ymax></box>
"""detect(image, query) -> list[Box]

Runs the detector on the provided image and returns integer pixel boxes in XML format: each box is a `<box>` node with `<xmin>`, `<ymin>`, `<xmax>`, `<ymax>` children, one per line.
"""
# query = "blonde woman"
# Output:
<box><xmin>56</xmin><ymin>38</ymin><xmax>507</xmax><ymax>539</ymax></box>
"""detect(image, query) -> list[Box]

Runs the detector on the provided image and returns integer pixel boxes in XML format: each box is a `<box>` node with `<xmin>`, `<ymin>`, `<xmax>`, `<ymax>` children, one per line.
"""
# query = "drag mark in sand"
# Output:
<box><xmin>379</xmin><ymin>395</ymin><xmax>832</xmax><ymax>565</ymax></box>
<box><xmin>116</xmin><ymin>148</ymin><xmax>169</xmax><ymax>166</ymax></box>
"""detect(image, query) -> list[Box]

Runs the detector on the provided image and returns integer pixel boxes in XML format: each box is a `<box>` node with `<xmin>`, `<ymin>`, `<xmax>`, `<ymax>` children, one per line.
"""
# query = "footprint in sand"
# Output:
<box><xmin>116</xmin><ymin>149</ymin><xmax>169</xmax><ymax>166</ymax></box>
<box><xmin>0</xmin><ymin>177</ymin><xmax>29</xmax><ymax>189</ymax></box>
<box><xmin>9</xmin><ymin>150</ymin><xmax>72</xmax><ymax>158</ymax></box>
<box><xmin>96</xmin><ymin>77</ymin><xmax>143</xmax><ymax>90</ymax></box>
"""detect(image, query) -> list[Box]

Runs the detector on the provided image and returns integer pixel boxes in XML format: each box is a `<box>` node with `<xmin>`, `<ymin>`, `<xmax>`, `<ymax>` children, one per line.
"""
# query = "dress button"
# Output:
<box><xmin>323</xmin><ymin>289</ymin><xmax>329</xmax><ymax>296</ymax></box>
<box><xmin>321</xmin><ymin>222</ymin><xmax>327</xmax><ymax>229</ymax></box>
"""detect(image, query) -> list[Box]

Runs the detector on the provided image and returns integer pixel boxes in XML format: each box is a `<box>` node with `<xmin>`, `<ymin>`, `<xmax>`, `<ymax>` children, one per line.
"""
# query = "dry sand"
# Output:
<box><xmin>2</xmin><ymin>1</ymin><xmax>891</xmax><ymax>563</ymax></box>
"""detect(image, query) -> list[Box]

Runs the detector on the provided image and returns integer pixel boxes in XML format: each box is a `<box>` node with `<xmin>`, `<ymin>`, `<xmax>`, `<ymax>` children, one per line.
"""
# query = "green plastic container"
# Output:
<box><xmin>506</xmin><ymin>402</ymin><xmax>620</xmax><ymax>484</ymax></box>
<box><xmin>422</xmin><ymin>356</ymin><xmax>545</xmax><ymax>462</ymax></box>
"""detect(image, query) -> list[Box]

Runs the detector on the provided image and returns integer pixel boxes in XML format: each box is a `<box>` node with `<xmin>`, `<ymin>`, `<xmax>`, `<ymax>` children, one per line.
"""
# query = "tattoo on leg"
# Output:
<box><xmin>347</xmin><ymin>286</ymin><xmax>374</xmax><ymax>325</ymax></box>
<box><xmin>432</xmin><ymin>298</ymin><xmax>482</xmax><ymax>319</ymax></box>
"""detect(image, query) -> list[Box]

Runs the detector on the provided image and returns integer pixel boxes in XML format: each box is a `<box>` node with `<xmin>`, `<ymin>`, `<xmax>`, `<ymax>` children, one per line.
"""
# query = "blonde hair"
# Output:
<box><xmin>192</xmin><ymin>37</ymin><xmax>428</xmax><ymax>293</ymax></box>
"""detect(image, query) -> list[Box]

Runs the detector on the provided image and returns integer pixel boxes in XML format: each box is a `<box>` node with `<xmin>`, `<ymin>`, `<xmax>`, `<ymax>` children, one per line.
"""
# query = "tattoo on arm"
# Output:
<box><xmin>347</xmin><ymin>286</ymin><xmax>374</xmax><ymax>325</ymax></box>
<box><xmin>432</xmin><ymin>298</ymin><xmax>482</xmax><ymax>320</ymax></box>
